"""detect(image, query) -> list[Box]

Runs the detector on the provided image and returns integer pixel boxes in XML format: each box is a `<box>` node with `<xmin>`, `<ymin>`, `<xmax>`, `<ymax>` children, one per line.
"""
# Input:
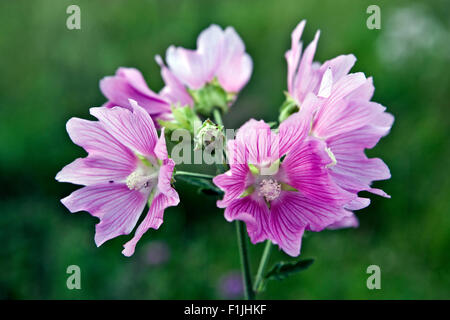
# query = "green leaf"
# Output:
<box><xmin>175</xmin><ymin>175</ymin><xmax>223</xmax><ymax>196</ymax></box>
<box><xmin>264</xmin><ymin>258</ymin><xmax>314</xmax><ymax>281</ymax></box>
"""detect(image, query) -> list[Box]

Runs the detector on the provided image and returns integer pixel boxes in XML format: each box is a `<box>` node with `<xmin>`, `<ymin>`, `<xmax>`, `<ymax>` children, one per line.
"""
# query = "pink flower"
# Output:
<box><xmin>213</xmin><ymin>96</ymin><xmax>355</xmax><ymax>256</ymax></box>
<box><xmin>100</xmin><ymin>67</ymin><xmax>183</xmax><ymax>123</ymax></box>
<box><xmin>162</xmin><ymin>24</ymin><xmax>253</xmax><ymax>93</ymax></box>
<box><xmin>56</xmin><ymin>99</ymin><xmax>179</xmax><ymax>257</ymax></box>
<box><xmin>284</xmin><ymin>20</ymin><xmax>394</xmax><ymax>225</ymax></box>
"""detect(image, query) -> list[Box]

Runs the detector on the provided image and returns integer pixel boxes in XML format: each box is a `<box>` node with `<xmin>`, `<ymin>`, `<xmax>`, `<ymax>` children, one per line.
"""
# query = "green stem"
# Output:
<box><xmin>174</xmin><ymin>171</ymin><xmax>215</xmax><ymax>180</ymax></box>
<box><xmin>236</xmin><ymin>220</ymin><xmax>255</xmax><ymax>300</ymax></box>
<box><xmin>212</xmin><ymin>108</ymin><xmax>228</xmax><ymax>173</ymax></box>
<box><xmin>253</xmin><ymin>240</ymin><xmax>272</xmax><ymax>294</ymax></box>
<box><xmin>213</xmin><ymin>108</ymin><xmax>254</xmax><ymax>300</ymax></box>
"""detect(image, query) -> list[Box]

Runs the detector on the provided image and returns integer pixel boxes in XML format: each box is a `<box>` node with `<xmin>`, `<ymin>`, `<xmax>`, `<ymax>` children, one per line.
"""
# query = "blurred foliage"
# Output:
<box><xmin>0</xmin><ymin>0</ymin><xmax>449</xmax><ymax>299</ymax></box>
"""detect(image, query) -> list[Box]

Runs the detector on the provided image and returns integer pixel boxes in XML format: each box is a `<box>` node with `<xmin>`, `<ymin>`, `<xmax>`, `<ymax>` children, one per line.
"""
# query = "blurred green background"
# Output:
<box><xmin>0</xmin><ymin>0</ymin><xmax>449</xmax><ymax>299</ymax></box>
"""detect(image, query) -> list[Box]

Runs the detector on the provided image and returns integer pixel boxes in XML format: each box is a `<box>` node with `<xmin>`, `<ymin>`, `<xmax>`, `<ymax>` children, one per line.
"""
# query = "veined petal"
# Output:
<box><xmin>64</xmin><ymin>117</ymin><xmax>136</xmax><ymax>166</ymax></box>
<box><xmin>330</xmin><ymin>155</ymin><xmax>391</xmax><ymax>197</ymax></box>
<box><xmin>90</xmin><ymin>100</ymin><xmax>158</xmax><ymax>157</ymax></box>
<box><xmin>322</xmin><ymin>72</ymin><xmax>367</xmax><ymax>106</ymax></box>
<box><xmin>122</xmin><ymin>192</ymin><xmax>179</xmax><ymax>257</ymax></box>
<box><xmin>313</xmin><ymin>99</ymin><xmax>387</xmax><ymax>139</ymax></box>
<box><xmin>271</xmin><ymin>191</ymin><xmax>353</xmax><ymax>233</ymax></box>
<box><xmin>214</xmin><ymin>164</ymin><xmax>252</xmax><ymax>208</ymax></box>
<box><xmin>293</xmin><ymin>30</ymin><xmax>321</xmax><ymax>103</ymax></box>
<box><xmin>60</xmin><ymin>183</ymin><xmax>148</xmax><ymax>246</ymax></box>
<box><xmin>346</xmin><ymin>76</ymin><xmax>374</xmax><ymax>101</ymax></box>
<box><xmin>223</xmin><ymin>196</ymin><xmax>270</xmax><ymax>244</ymax></box>
<box><xmin>235</xmin><ymin>119</ymin><xmax>279</xmax><ymax>164</ymax></box>
<box><xmin>56</xmin><ymin>156</ymin><xmax>136</xmax><ymax>186</ymax></box>
<box><xmin>268</xmin><ymin>193</ymin><xmax>307</xmax><ymax>256</ymax></box>
<box><xmin>278</xmin><ymin>93</ymin><xmax>317</xmax><ymax>155</ymax></box>
<box><xmin>286</xmin><ymin>20</ymin><xmax>306</xmax><ymax>94</ymax></box>
<box><xmin>279</xmin><ymin>137</ymin><xmax>354</xmax><ymax>206</ymax></box>
<box><xmin>328</xmin><ymin>125</ymin><xmax>392</xmax><ymax>197</ymax></box>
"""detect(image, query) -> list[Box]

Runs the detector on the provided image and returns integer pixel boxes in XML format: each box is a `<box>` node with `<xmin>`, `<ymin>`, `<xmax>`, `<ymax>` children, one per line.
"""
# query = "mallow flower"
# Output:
<box><xmin>56</xmin><ymin>99</ymin><xmax>179</xmax><ymax>257</ymax></box>
<box><xmin>213</xmin><ymin>96</ymin><xmax>355</xmax><ymax>256</ymax></box>
<box><xmin>282</xmin><ymin>20</ymin><xmax>394</xmax><ymax>227</ymax></box>
<box><xmin>159</xmin><ymin>24</ymin><xmax>253</xmax><ymax>115</ymax></box>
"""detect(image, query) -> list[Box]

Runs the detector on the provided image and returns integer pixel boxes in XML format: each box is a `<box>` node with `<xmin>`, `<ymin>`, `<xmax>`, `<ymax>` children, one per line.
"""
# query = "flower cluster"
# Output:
<box><xmin>57</xmin><ymin>21</ymin><xmax>392</xmax><ymax>258</ymax></box>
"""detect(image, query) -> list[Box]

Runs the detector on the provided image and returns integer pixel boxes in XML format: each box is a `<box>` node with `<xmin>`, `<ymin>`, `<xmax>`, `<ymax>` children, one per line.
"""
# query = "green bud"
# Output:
<box><xmin>188</xmin><ymin>79</ymin><xmax>234</xmax><ymax>117</ymax></box>
<box><xmin>194</xmin><ymin>119</ymin><xmax>225</xmax><ymax>151</ymax></box>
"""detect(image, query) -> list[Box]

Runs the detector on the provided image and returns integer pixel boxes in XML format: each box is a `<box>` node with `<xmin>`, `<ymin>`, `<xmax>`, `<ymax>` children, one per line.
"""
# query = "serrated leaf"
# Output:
<box><xmin>175</xmin><ymin>175</ymin><xmax>223</xmax><ymax>195</ymax></box>
<box><xmin>264</xmin><ymin>258</ymin><xmax>314</xmax><ymax>281</ymax></box>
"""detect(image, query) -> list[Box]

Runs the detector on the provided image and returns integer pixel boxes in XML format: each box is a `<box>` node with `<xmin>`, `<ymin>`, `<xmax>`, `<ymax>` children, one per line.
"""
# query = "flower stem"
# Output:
<box><xmin>253</xmin><ymin>240</ymin><xmax>272</xmax><ymax>294</ymax></box>
<box><xmin>236</xmin><ymin>220</ymin><xmax>255</xmax><ymax>300</ymax></box>
<box><xmin>174</xmin><ymin>171</ymin><xmax>215</xmax><ymax>180</ymax></box>
<box><xmin>213</xmin><ymin>108</ymin><xmax>254</xmax><ymax>300</ymax></box>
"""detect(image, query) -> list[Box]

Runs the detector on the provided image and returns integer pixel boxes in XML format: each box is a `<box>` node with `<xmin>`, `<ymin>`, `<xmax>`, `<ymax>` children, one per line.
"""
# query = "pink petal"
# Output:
<box><xmin>155</xmin><ymin>55</ymin><xmax>193</xmax><ymax>107</ymax></box>
<box><xmin>286</xmin><ymin>20</ymin><xmax>306</xmax><ymax>94</ymax></box>
<box><xmin>293</xmin><ymin>30</ymin><xmax>321</xmax><ymax>103</ymax></box>
<box><xmin>223</xmin><ymin>196</ymin><xmax>270</xmax><ymax>244</ymax></box>
<box><xmin>60</xmin><ymin>183</ymin><xmax>148</xmax><ymax>246</ymax></box>
<box><xmin>214</xmin><ymin>164</ymin><xmax>252</xmax><ymax>208</ymax></box>
<box><xmin>166</xmin><ymin>46</ymin><xmax>206</xmax><ymax>90</ymax></box>
<box><xmin>157</xmin><ymin>158</ymin><xmax>178</xmax><ymax>200</ymax></box>
<box><xmin>90</xmin><ymin>100</ymin><xmax>158</xmax><ymax>157</ymax></box>
<box><xmin>346</xmin><ymin>77</ymin><xmax>374</xmax><ymax>101</ymax></box>
<box><xmin>56</xmin><ymin>156</ymin><xmax>136</xmax><ymax>186</ymax></box>
<box><xmin>271</xmin><ymin>191</ymin><xmax>352</xmax><ymax>233</ymax></box>
<box><xmin>216</xmin><ymin>27</ymin><xmax>253</xmax><ymax>92</ymax></box>
<box><xmin>327</xmin><ymin>214</ymin><xmax>359</xmax><ymax>230</ymax></box>
<box><xmin>345</xmin><ymin>197</ymin><xmax>371</xmax><ymax>210</ymax></box>
<box><xmin>235</xmin><ymin>119</ymin><xmax>279</xmax><ymax>165</ymax></box>
<box><xmin>64</xmin><ymin>117</ymin><xmax>136</xmax><ymax>166</ymax></box>
<box><xmin>313</xmin><ymin>99</ymin><xmax>387</xmax><ymax>139</ymax></box>
<box><xmin>269</xmin><ymin>193</ymin><xmax>308</xmax><ymax>256</ymax></box>
<box><xmin>122</xmin><ymin>192</ymin><xmax>179</xmax><ymax>257</ymax></box>
<box><xmin>100</xmin><ymin>67</ymin><xmax>170</xmax><ymax>115</ymax></box>
<box><xmin>277</xmin><ymin>93</ymin><xmax>316</xmax><ymax>155</ymax></box>
<box><xmin>279</xmin><ymin>137</ymin><xmax>355</xmax><ymax>206</ymax></box>
<box><xmin>197</xmin><ymin>24</ymin><xmax>224</xmax><ymax>82</ymax></box>
<box><xmin>317</xmin><ymin>67</ymin><xmax>333</xmax><ymax>98</ymax></box>
<box><xmin>154</xmin><ymin>127</ymin><xmax>168</xmax><ymax>160</ymax></box>
<box><xmin>324</xmin><ymin>72</ymin><xmax>367</xmax><ymax>104</ymax></box>
<box><xmin>319</xmin><ymin>54</ymin><xmax>356</xmax><ymax>84</ymax></box>
<box><xmin>326</xmin><ymin>122</ymin><xmax>392</xmax><ymax>198</ymax></box>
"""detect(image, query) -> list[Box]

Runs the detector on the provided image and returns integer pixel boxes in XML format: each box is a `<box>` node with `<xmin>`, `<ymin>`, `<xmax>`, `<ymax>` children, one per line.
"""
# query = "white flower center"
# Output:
<box><xmin>258</xmin><ymin>178</ymin><xmax>281</xmax><ymax>202</ymax></box>
<box><xmin>126</xmin><ymin>163</ymin><xmax>158</xmax><ymax>191</ymax></box>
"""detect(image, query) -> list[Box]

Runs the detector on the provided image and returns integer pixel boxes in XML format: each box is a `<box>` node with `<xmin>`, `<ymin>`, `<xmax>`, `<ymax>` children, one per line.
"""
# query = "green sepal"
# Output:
<box><xmin>158</xmin><ymin>105</ymin><xmax>202</xmax><ymax>134</ymax></box>
<box><xmin>188</xmin><ymin>80</ymin><xmax>232</xmax><ymax>117</ymax></box>
<box><xmin>279</xmin><ymin>92</ymin><xmax>300</xmax><ymax>122</ymax></box>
